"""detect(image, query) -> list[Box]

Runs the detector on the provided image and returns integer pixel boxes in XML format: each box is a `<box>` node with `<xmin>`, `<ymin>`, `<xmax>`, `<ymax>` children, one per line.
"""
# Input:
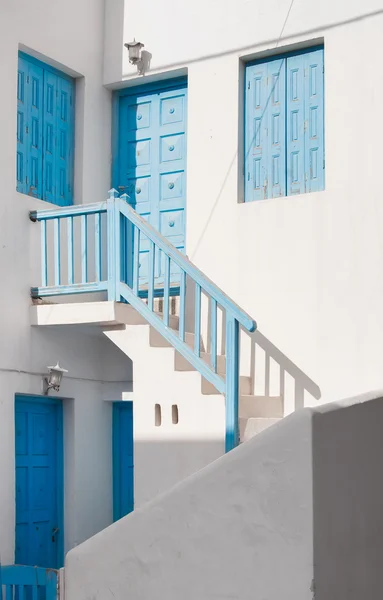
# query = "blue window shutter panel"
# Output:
<box><xmin>16</xmin><ymin>56</ymin><xmax>28</xmax><ymax>194</ymax></box>
<box><xmin>43</xmin><ymin>71</ymin><xmax>58</xmax><ymax>204</ymax></box>
<box><xmin>245</xmin><ymin>62</ymin><xmax>269</xmax><ymax>201</ymax></box>
<box><xmin>267</xmin><ymin>58</ymin><xmax>286</xmax><ymax>198</ymax></box>
<box><xmin>55</xmin><ymin>75</ymin><xmax>74</xmax><ymax>206</ymax></box>
<box><xmin>304</xmin><ymin>48</ymin><xmax>325</xmax><ymax>192</ymax></box>
<box><xmin>286</xmin><ymin>53</ymin><xmax>305</xmax><ymax>195</ymax></box>
<box><xmin>16</xmin><ymin>52</ymin><xmax>75</xmax><ymax>206</ymax></box>
<box><xmin>26</xmin><ymin>61</ymin><xmax>44</xmax><ymax>199</ymax></box>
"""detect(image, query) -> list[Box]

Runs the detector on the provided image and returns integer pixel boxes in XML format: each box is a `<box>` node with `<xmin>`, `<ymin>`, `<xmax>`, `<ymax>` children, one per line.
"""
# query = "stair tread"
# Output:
<box><xmin>202</xmin><ymin>375</ymin><xmax>251</xmax><ymax>395</ymax></box>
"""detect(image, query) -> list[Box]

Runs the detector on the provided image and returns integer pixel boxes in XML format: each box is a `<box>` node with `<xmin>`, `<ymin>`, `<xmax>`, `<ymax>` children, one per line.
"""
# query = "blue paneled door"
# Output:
<box><xmin>117</xmin><ymin>80</ymin><xmax>187</xmax><ymax>288</ymax></box>
<box><xmin>113</xmin><ymin>402</ymin><xmax>134</xmax><ymax>521</ymax></box>
<box><xmin>15</xmin><ymin>396</ymin><xmax>63</xmax><ymax>569</ymax></box>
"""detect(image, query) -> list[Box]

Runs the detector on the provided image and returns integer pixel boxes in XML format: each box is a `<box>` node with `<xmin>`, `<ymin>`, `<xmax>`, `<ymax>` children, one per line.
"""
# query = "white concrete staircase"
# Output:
<box><xmin>102</xmin><ymin>305</ymin><xmax>283</xmax><ymax>448</ymax></box>
<box><xmin>31</xmin><ymin>300</ymin><xmax>283</xmax><ymax>505</ymax></box>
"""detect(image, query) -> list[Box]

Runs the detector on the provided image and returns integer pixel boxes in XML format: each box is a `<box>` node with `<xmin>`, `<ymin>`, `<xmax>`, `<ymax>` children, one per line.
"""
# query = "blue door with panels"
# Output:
<box><xmin>113</xmin><ymin>402</ymin><xmax>134</xmax><ymax>521</ymax></box>
<box><xmin>15</xmin><ymin>396</ymin><xmax>63</xmax><ymax>569</ymax></box>
<box><xmin>245</xmin><ymin>46</ymin><xmax>324</xmax><ymax>201</ymax></box>
<box><xmin>116</xmin><ymin>79</ymin><xmax>187</xmax><ymax>288</ymax></box>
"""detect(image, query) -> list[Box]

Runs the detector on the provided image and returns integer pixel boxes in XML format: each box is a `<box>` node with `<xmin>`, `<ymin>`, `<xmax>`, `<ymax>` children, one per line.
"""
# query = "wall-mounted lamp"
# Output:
<box><xmin>43</xmin><ymin>362</ymin><xmax>68</xmax><ymax>395</ymax></box>
<box><xmin>124</xmin><ymin>39</ymin><xmax>145</xmax><ymax>66</ymax></box>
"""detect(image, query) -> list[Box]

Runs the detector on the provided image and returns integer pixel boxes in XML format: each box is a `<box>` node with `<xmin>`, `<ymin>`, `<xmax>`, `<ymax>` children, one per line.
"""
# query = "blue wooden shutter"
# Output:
<box><xmin>26</xmin><ymin>61</ymin><xmax>44</xmax><ymax>198</ymax></box>
<box><xmin>286</xmin><ymin>53</ymin><xmax>305</xmax><ymax>195</ymax></box>
<box><xmin>304</xmin><ymin>48</ymin><xmax>324</xmax><ymax>192</ymax></box>
<box><xmin>16</xmin><ymin>56</ymin><xmax>28</xmax><ymax>194</ymax></box>
<box><xmin>54</xmin><ymin>75</ymin><xmax>74</xmax><ymax>206</ymax></box>
<box><xmin>245</xmin><ymin>58</ymin><xmax>286</xmax><ymax>201</ymax></box>
<box><xmin>43</xmin><ymin>70</ymin><xmax>58</xmax><ymax>203</ymax></box>
<box><xmin>267</xmin><ymin>58</ymin><xmax>286</xmax><ymax>198</ymax></box>
<box><xmin>245</xmin><ymin>62</ymin><xmax>269</xmax><ymax>201</ymax></box>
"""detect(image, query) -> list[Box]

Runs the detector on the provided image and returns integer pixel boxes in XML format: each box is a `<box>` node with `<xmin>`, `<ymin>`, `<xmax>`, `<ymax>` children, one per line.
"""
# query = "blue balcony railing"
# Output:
<box><xmin>30</xmin><ymin>191</ymin><xmax>256</xmax><ymax>451</ymax></box>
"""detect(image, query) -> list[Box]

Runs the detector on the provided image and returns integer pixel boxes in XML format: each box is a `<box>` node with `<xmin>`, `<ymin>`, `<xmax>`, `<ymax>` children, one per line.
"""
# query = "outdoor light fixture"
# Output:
<box><xmin>43</xmin><ymin>362</ymin><xmax>68</xmax><ymax>395</ymax></box>
<box><xmin>125</xmin><ymin>39</ymin><xmax>145</xmax><ymax>65</ymax></box>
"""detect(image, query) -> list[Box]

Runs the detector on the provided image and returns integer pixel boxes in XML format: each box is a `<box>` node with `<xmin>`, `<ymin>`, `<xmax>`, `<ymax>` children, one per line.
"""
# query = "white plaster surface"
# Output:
<box><xmin>65</xmin><ymin>392</ymin><xmax>383</xmax><ymax>600</ymax></box>
<box><xmin>0</xmin><ymin>0</ymin><xmax>132</xmax><ymax>564</ymax></box>
<box><xmin>104</xmin><ymin>324</ymin><xmax>225</xmax><ymax>507</ymax></box>
<box><xmin>103</xmin><ymin>0</ymin><xmax>383</xmax><ymax>412</ymax></box>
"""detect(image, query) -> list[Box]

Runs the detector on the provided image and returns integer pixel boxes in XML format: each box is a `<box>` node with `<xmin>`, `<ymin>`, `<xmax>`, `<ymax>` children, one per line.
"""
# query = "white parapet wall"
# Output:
<box><xmin>65</xmin><ymin>391</ymin><xmax>383</xmax><ymax>600</ymax></box>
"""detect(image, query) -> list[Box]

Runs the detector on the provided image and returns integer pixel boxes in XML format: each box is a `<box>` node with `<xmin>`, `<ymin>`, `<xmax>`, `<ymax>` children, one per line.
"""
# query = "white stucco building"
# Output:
<box><xmin>1</xmin><ymin>0</ymin><xmax>383</xmax><ymax>594</ymax></box>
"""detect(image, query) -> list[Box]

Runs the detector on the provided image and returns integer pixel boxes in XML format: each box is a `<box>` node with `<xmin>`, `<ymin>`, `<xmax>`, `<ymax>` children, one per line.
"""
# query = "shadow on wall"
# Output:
<box><xmin>202</xmin><ymin>293</ymin><xmax>321</xmax><ymax>412</ymax></box>
<box><xmin>312</xmin><ymin>396</ymin><xmax>383</xmax><ymax>599</ymax></box>
<box><xmin>137</xmin><ymin>50</ymin><xmax>152</xmax><ymax>75</ymax></box>
<box><xmin>247</xmin><ymin>329</ymin><xmax>321</xmax><ymax>411</ymax></box>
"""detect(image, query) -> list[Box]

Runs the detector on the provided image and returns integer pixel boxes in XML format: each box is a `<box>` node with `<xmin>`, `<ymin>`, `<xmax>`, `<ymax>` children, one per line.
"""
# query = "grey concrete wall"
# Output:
<box><xmin>313</xmin><ymin>392</ymin><xmax>383</xmax><ymax>599</ymax></box>
<box><xmin>64</xmin><ymin>392</ymin><xmax>383</xmax><ymax>600</ymax></box>
<box><xmin>65</xmin><ymin>407</ymin><xmax>314</xmax><ymax>599</ymax></box>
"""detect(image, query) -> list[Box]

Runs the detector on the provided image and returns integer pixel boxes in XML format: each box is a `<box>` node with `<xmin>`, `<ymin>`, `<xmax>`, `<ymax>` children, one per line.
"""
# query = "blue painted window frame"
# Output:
<box><xmin>14</xmin><ymin>394</ymin><xmax>64</xmax><ymax>569</ymax></box>
<box><xmin>112</xmin><ymin>401</ymin><xmax>134</xmax><ymax>522</ymax></box>
<box><xmin>17</xmin><ymin>51</ymin><xmax>75</xmax><ymax>206</ymax></box>
<box><xmin>244</xmin><ymin>45</ymin><xmax>325</xmax><ymax>202</ymax></box>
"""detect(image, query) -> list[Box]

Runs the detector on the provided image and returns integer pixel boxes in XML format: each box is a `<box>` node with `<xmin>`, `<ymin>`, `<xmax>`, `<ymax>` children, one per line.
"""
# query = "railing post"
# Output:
<box><xmin>120</xmin><ymin>193</ymin><xmax>134</xmax><ymax>290</ymax></box>
<box><xmin>107</xmin><ymin>189</ymin><xmax>119</xmax><ymax>301</ymax></box>
<box><xmin>225</xmin><ymin>314</ymin><xmax>240</xmax><ymax>452</ymax></box>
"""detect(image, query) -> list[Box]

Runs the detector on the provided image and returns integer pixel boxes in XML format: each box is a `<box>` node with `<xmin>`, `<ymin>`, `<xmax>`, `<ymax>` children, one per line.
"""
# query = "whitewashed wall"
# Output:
<box><xmin>65</xmin><ymin>392</ymin><xmax>383</xmax><ymax>600</ymax></box>
<box><xmin>0</xmin><ymin>0</ymin><xmax>132</xmax><ymax>563</ymax></box>
<box><xmin>104</xmin><ymin>0</ymin><xmax>383</xmax><ymax>410</ymax></box>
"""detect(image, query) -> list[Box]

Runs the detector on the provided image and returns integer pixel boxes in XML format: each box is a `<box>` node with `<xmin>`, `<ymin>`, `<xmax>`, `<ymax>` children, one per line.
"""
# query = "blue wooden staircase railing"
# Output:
<box><xmin>30</xmin><ymin>190</ymin><xmax>257</xmax><ymax>451</ymax></box>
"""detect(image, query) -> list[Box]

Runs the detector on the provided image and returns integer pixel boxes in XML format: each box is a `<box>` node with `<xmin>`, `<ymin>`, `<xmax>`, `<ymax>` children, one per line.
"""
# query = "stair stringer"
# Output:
<box><xmin>104</xmin><ymin>323</ymin><xmax>226</xmax><ymax>508</ymax></box>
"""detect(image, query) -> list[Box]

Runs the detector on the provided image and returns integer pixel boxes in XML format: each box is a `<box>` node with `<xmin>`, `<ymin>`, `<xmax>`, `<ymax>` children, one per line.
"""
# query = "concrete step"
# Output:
<box><xmin>239</xmin><ymin>395</ymin><xmax>283</xmax><ymax>419</ymax></box>
<box><xmin>202</xmin><ymin>375</ymin><xmax>251</xmax><ymax>395</ymax></box>
<box><xmin>149</xmin><ymin>327</ymin><xmax>205</xmax><ymax>352</ymax></box>
<box><xmin>174</xmin><ymin>351</ymin><xmax>226</xmax><ymax>374</ymax></box>
<box><xmin>239</xmin><ymin>417</ymin><xmax>281</xmax><ymax>443</ymax></box>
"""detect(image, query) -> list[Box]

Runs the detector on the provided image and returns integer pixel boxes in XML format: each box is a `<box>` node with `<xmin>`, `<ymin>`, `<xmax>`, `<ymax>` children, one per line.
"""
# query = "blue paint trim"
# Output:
<box><xmin>225</xmin><ymin>316</ymin><xmax>239</xmax><ymax>451</ymax></box>
<box><xmin>115</xmin><ymin>76</ymin><xmax>188</xmax><ymax>99</ymax></box>
<box><xmin>81</xmin><ymin>215</ymin><xmax>88</xmax><ymax>283</ymax></box>
<box><xmin>163</xmin><ymin>255</ymin><xmax>170</xmax><ymax>327</ymax></box>
<box><xmin>137</xmin><ymin>285</ymin><xmax>180</xmax><ymax>299</ymax></box>
<box><xmin>19</xmin><ymin>51</ymin><xmax>74</xmax><ymax>82</ymax></box>
<box><xmin>245</xmin><ymin>44</ymin><xmax>324</xmax><ymax>67</ymax></box>
<box><xmin>14</xmin><ymin>394</ymin><xmax>64</xmax><ymax>569</ymax></box>
<box><xmin>30</xmin><ymin>202</ymin><xmax>108</xmax><ymax>221</ymax></box>
<box><xmin>194</xmin><ymin>283</ymin><xmax>201</xmax><ymax>357</ymax></box>
<box><xmin>119</xmin><ymin>200</ymin><xmax>256</xmax><ymax>332</ymax></box>
<box><xmin>111</xmin><ymin>76</ymin><xmax>188</xmax><ymax>255</ymax></box>
<box><xmin>111</xmin><ymin>92</ymin><xmax>121</xmax><ymax>192</ymax></box>
<box><xmin>148</xmin><ymin>241</ymin><xmax>155</xmax><ymax>311</ymax></box>
<box><xmin>113</xmin><ymin>401</ymin><xmax>134</xmax><ymax>522</ymax></box>
<box><xmin>107</xmin><ymin>192</ymin><xmax>118</xmax><ymax>301</ymax></box>
<box><xmin>30</xmin><ymin>194</ymin><xmax>258</xmax><ymax>453</ymax></box>
<box><xmin>53</xmin><ymin>219</ymin><xmax>61</xmax><ymax>286</ymax></box>
<box><xmin>18</xmin><ymin>52</ymin><xmax>75</xmax><ymax>207</ymax></box>
<box><xmin>31</xmin><ymin>281</ymin><xmax>108</xmax><ymax>298</ymax></box>
<box><xmin>94</xmin><ymin>213</ymin><xmax>102</xmax><ymax>282</ymax></box>
<box><xmin>244</xmin><ymin>44</ymin><xmax>324</xmax><ymax>202</ymax></box>
<box><xmin>120</xmin><ymin>281</ymin><xmax>226</xmax><ymax>394</ymax></box>
<box><xmin>210</xmin><ymin>298</ymin><xmax>217</xmax><ymax>372</ymax></box>
<box><xmin>1</xmin><ymin>565</ymin><xmax>59</xmax><ymax>600</ymax></box>
<box><xmin>41</xmin><ymin>221</ymin><xmax>48</xmax><ymax>287</ymax></box>
<box><xmin>67</xmin><ymin>217</ymin><xmax>74</xmax><ymax>285</ymax></box>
